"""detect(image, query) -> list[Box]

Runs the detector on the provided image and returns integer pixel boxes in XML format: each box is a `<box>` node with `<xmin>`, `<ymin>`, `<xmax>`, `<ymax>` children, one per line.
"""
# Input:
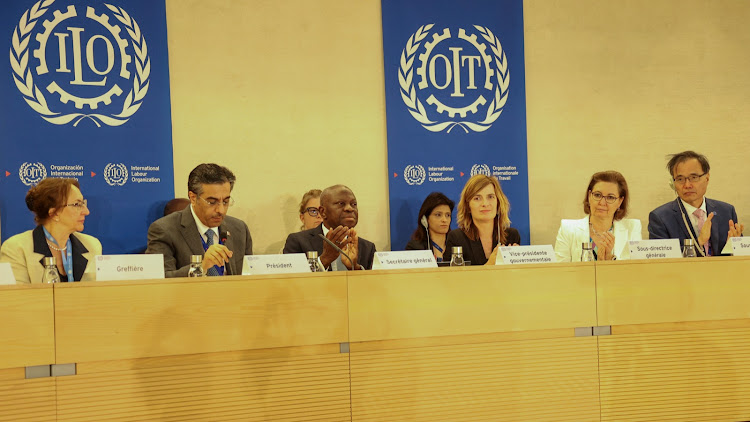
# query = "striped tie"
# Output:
<box><xmin>205</xmin><ymin>229</ymin><xmax>220</xmax><ymax>276</ymax></box>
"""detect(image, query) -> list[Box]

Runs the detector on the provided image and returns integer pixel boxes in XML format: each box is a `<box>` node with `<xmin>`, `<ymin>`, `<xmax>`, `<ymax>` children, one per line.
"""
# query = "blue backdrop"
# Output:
<box><xmin>382</xmin><ymin>0</ymin><xmax>530</xmax><ymax>250</ymax></box>
<box><xmin>1</xmin><ymin>0</ymin><xmax>174</xmax><ymax>253</ymax></box>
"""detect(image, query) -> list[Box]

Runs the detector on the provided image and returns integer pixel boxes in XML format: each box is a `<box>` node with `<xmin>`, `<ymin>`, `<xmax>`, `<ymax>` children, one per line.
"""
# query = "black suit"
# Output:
<box><xmin>283</xmin><ymin>225</ymin><xmax>376</xmax><ymax>270</ymax></box>
<box><xmin>146</xmin><ymin>207</ymin><xmax>253</xmax><ymax>277</ymax></box>
<box><xmin>443</xmin><ymin>227</ymin><xmax>521</xmax><ymax>265</ymax></box>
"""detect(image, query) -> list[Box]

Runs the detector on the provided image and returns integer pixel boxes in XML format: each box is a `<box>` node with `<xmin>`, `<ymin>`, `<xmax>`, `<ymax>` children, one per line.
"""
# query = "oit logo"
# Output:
<box><xmin>9</xmin><ymin>0</ymin><xmax>150</xmax><ymax>127</ymax></box>
<box><xmin>104</xmin><ymin>163</ymin><xmax>127</xmax><ymax>186</ymax></box>
<box><xmin>470</xmin><ymin>164</ymin><xmax>491</xmax><ymax>177</ymax></box>
<box><xmin>404</xmin><ymin>165</ymin><xmax>426</xmax><ymax>185</ymax></box>
<box><xmin>399</xmin><ymin>24</ymin><xmax>509</xmax><ymax>134</ymax></box>
<box><xmin>19</xmin><ymin>162</ymin><xmax>47</xmax><ymax>185</ymax></box>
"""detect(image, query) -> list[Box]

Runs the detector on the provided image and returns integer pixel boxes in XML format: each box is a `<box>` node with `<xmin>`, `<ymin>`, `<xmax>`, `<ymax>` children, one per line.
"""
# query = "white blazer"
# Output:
<box><xmin>554</xmin><ymin>216</ymin><xmax>642</xmax><ymax>262</ymax></box>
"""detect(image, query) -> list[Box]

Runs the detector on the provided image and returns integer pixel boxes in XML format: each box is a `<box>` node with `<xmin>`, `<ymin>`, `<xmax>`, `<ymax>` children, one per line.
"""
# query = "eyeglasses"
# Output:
<box><xmin>64</xmin><ymin>199</ymin><xmax>88</xmax><ymax>210</ymax></box>
<box><xmin>304</xmin><ymin>207</ymin><xmax>320</xmax><ymax>217</ymax></box>
<box><xmin>673</xmin><ymin>173</ymin><xmax>706</xmax><ymax>185</ymax></box>
<box><xmin>590</xmin><ymin>191</ymin><xmax>620</xmax><ymax>204</ymax></box>
<box><xmin>198</xmin><ymin>196</ymin><xmax>234</xmax><ymax>208</ymax></box>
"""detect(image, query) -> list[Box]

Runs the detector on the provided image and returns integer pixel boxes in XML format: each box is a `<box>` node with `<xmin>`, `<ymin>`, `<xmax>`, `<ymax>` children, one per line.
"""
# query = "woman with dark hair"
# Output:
<box><xmin>405</xmin><ymin>192</ymin><xmax>455</xmax><ymax>261</ymax></box>
<box><xmin>0</xmin><ymin>178</ymin><xmax>101</xmax><ymax>283</ymax></box>
<box><xmin>554</xmin><ymin>170</ymin><xmax>641</xmax><ymax>262</ymax></box>
<box><xmin>443</xmin><ymin>175</ymin><xmax>520</xmax><ymax>265</ymax></box>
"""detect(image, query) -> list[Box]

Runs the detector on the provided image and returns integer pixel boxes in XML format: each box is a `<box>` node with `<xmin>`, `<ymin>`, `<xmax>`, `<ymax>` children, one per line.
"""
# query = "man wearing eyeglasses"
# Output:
<box><xmin>648</xmin><ymin>150</ymin><xmax>743</xmax><ymax>256</ymax></box>
<box><xmin>146</xmin><ymin>163</ymin><xmax>253</xmax><ymax>277</ymax></box>
<box><xmin>282</xmin><ymin>184</ymin><xmax>376</xmax><ymax>270</ymax></box>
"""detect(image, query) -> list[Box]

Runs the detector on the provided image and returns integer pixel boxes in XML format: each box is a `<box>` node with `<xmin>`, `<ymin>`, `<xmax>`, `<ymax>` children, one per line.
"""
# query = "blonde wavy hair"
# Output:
<box><xmin>457</xmin><ymin>175</ymin><xmax>511</xmax><ymax>244</ymax></box>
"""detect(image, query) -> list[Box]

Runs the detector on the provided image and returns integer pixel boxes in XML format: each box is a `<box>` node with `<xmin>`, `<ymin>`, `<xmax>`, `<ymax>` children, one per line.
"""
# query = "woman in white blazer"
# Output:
<box><xmin>555</xmin><ymin>171</ymin><xmax>642</xmax><ymax>262</ymax></box>
<box><xmin>0</xmin><ymin>178</ymin><xmax>101</xmax><ymax>283</ymax></box>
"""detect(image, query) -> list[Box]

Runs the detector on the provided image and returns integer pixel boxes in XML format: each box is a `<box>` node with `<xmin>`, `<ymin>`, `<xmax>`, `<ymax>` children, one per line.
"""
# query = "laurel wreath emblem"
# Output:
<box><xmin>9</xmin><ymin>0</ymin><xmax>150</xmax><ymax>127</ymax></box>
<box><xmin>19</xmin><ymin>162</ymin><xmax>47</xmax><ymax>186</ymax></box>
<box><xmin>399</xmin><ymin>24</ymin><xmax>510</xmax><ymax>133</ymax></box>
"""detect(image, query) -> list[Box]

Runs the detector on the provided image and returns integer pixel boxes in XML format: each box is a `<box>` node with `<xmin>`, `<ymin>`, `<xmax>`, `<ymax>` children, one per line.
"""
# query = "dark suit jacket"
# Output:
<box><xmin>283</xmin><ymin>225</ymin><xmax>376</xmax><ymax>270</ymax></box>
<box><xmin>404</xmin><ymin>238</ymin><xmax>428</xmax><ymax>251</ymax></box>
<box><xmin>648</xmin><ymin>197</ymin><xmax>738</xmax><ymax>255</ymax></box>
<box><xmin>443</xmin><ymin>227</ymin><xmax>521</xmax><ymax>265</ymax></box>
<box><xmin>146</xmin><ymin>207</ymin><xmax>253</xmax><ymax>277</ymax></box>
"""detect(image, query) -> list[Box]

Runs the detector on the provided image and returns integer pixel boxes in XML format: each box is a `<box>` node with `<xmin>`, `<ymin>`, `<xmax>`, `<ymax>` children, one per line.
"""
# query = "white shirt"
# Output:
<box><xmin>680</xmin><ymin>197</ymin><xmax>707</xmax><ymax>235</ymax></box>
<box><xmin>190</xmin><ymin>205</ymin><xmax>219</xmax><ymax>244</ymax></box>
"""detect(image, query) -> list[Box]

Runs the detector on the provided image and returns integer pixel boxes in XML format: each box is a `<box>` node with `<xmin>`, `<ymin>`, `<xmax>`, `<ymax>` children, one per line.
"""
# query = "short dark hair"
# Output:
<box><xmin>187</xmin><ymin>164</ymin><xmax>236</xmax><ymax>196</ymax></box>
<box><xmin>25</xmin><ymin>178</ymin><xmax>81</xmax><ymax>224</ymax></box>
<box><xmin>666</xmin><ymin>151</ymin><xmax>710</xmax><ymax>177</ymax></box>
<box><xmin>582</xmin><ymin>171</ymin><xmax>629</xmax><ymax>220</ymax></box>
<box><xmin>411</xmin><ymin>192</ymin><xmax>455</xmax><ymax>242</ymax></box>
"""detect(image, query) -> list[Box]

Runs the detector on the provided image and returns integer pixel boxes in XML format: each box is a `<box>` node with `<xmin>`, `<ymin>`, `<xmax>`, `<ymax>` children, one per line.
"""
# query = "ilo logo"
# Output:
<box><xmin>404</xmin><ymin>165</ymin><xmax>426</xmax><ymax>185</ymax></box>
<box><xmin>399</xmin><ymin>24</ymin><xmax>510</xmax><ymax>133</ymax></box>
<box><xmin>19</xmin><ymin>162</ymin><xmax>47</xmax><ymax>186</ymax></box>
<box><xmin>9</xmin><ymin>2</ymin><xmax>151</xmax><ymax>127</ymax></box>
<box><xmin>470</xmin><ymin>164</ymin><xmax>491</xmax><ymax>177</ymax></box>
<box><xmin>104</xmin><ymin>163</ymin><xmax>128</xmax><ymax>186</ymax></box>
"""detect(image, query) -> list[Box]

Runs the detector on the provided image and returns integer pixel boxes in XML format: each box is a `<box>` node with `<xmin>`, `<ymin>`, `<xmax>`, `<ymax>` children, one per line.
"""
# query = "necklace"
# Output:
<box><xmin>46</xmin><ymin>239</ymin><xmax>68</xmax><ymax>252</ymax></box>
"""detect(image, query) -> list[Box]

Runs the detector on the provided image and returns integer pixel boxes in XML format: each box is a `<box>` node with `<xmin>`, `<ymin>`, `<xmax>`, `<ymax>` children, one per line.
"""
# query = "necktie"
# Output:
<box><xmin>205</xmin><ymin>229</ymin><xmax>220</xmax><ymax>276</ymax></box>
<box><xmin>693</xmin><ymin>209</ymin><xmax>710</xmax><ymax>256</ymax></box>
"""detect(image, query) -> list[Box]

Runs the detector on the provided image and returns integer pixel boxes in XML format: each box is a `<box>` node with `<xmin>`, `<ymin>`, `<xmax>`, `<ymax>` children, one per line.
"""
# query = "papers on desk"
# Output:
<box><xmin>496</xmin><ymin>245</ymin><xmax>555</xmax><ymax>265</ymax></box>
<box><xmin>628</xmin><ymin>239</ymin><xmax>682</xmax><ymax>260</ymax></box>
<box><xmin>95</xmin><ymin>254</ymin><xmax>165</xmax><ymax>281</ymax></box>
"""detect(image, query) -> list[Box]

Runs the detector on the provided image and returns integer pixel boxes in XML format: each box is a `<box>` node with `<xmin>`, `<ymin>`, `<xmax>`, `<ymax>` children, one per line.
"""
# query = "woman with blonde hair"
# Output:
<box><xmin>443</xmin><ymin>175</ymin><xmax>520</xmax><ymax>265</ymax></box>
<box><xmin>298</xmin><ymin>189</ymin><xmax>323</xmax><ymax>231</ymax></box>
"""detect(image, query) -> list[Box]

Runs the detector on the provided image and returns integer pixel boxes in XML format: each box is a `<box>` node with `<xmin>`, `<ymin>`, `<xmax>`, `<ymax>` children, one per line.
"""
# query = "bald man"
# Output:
<box><xmin>283</xmin><ymin>185</ymin><xmax>376</xmax><ymax>270</ymax></box>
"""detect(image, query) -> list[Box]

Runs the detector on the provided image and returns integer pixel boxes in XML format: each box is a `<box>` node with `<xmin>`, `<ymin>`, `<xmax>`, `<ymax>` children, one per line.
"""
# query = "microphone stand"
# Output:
<box><xmin>318</xmin><ymin>234</ymin><xmax>359</xmax><ymax>270</ymax></box>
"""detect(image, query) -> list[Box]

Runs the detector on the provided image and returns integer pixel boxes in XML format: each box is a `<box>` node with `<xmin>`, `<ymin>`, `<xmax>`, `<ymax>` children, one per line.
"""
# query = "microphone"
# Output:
<box><xmin>421</xmin><ymin>215</ymin><xmax>431</xmax><ymax>253</ymax></box>
<box><xmin>318</xmin><ymin>233</ymin><xmax>358</xmax><ymax>270</ymax></box>
<box><xmin>219</xmin><ymin>229</ymin><xmax>236</xmax><ymax>276</ymax></box>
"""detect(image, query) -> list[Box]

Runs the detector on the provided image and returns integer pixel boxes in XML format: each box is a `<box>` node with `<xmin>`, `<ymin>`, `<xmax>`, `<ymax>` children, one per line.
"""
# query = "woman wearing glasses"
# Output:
<box><xmin>554</xmin><ymin>171</ymin><xmax>641</xmax><ymax>262</ymax></box>
<box><xmin>0</xmin><ymin>178</ymin><xmax>101</xmax><ymax>283</ymax></box>
<box><xmin>298</xmin><ymin>189</ymin><xmax>323</xmax><ymax>230</ymax></box>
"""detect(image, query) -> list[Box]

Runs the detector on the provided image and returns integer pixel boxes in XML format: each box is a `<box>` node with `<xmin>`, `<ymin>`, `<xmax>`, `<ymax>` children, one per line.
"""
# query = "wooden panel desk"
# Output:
<box><xmin>53</xmin><ymin>273</ymin><xmax>351</xmax><ymax>422</ymax></box>
<box><xmin>596</xmin><ymin>257</ymin><xmax>750</xmax><ymax>422</ymax></box>
<box><xmin>347</xmin><ymin>264</ymin><xmax>600</xmax><ymax>422</ymax></box>
<box><xmin>0</xmin><ymin>284</ymin><xmax>55</xmax><ymax>422</ymax></box>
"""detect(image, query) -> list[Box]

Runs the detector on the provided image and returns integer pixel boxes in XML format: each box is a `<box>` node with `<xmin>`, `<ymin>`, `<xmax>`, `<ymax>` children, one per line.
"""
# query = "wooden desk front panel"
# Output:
<box><xmin>348</xmin><ymin>264</ymin><xmax>597</xmax><ymax>342</ymax></box>
<box><xmin>596</xmin><ymin>257</ymin><xmax>750</xmax><ymax>326</ymax></box>
<box><xmin>56</xmin><ymin>345</ymin><xmax>351</xmax><ymax>422</ymax></box>
<box><xmin>0</xmin><ymin>285</ymin><xmax>54</xmax><ymax>369</ymax></box>
<box><xmin>0</xmin><ymin>369</ymin><xmax>55</xmax><ymax>422</ymax></box>
<box><xmin>350</xmin><ymin>335</ymin><xmax>600</xmax><ymax>422</ymax></box>
<box><xmin>599</xmin><ymin>325</ymin><xmax>750</xmax><ymax>422</ymax></box>
<box><xmin>54</xmin><ymin>274</ymin><xmax>349</xmax><ymax>363</ymax></box>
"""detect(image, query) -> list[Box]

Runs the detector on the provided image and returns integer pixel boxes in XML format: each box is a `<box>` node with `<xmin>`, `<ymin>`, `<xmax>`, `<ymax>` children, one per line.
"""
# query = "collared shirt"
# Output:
<box><xmin>190</xmin><ymin>204</ymin><xmax>219</xmax><ymax>243</ymax></box>
<box><xmin>681</xmin><ymin>197</ymin><xmax>707</xmax><ymax>236</ymax></box>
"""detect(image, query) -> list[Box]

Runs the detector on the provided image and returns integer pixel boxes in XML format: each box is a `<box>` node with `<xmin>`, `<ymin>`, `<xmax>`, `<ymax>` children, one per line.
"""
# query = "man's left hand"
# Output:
<box><xmin>342</xmin><ymin>229</ymin><xmax>360</xmax><ymax>270</ymax></box>
<box><xmin>728</xmin><ymin>219</ymin><xmax>745</xmax><ymax>238</ymax></box>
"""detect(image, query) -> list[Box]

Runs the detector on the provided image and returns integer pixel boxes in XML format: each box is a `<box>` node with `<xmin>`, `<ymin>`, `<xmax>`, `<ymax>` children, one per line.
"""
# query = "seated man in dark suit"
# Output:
<box><xmin>283</xmin><ymin>184</ymin><xmax>376</xmax><ymax>270</ymax></box>
<box><xmin>146</xmin><ymin>163</ymin><xmax>253</xmax><ymax>277</ymax></box>
<box><xmin>648</xmin><ymin>150</ymin><xmax>743</xmax><ymax>256</ymax></box>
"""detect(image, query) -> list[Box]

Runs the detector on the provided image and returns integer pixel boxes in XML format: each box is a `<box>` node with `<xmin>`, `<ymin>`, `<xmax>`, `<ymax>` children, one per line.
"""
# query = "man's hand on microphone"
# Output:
<box><xmin>202</xmin><ymin>244</ymin><xmax>233</xmax><ymax>271</ymax></box>
<box><xmin>321</xmin><ymin>226</ymin><xmax>350</xmax><ymax>269</ymax></box>
<box><xmin>342</xmin><ymin>229</ymin><xmax>360</xmax><ymax>270</ymax></box>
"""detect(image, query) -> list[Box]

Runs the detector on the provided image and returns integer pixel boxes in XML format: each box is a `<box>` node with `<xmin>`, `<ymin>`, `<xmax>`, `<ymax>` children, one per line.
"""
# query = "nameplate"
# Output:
<box><xmin>496</xmin><ymin>245</ymin><xmax>555</xmax><ymax>265</ymax></box>
<box><xmin>0</xmin><ymin>263</ymin><xmax>16</xmax><ymax>285</ymax></box>
<box><xmin>95</xmin><ymin>254</ymin><xmax>165</xmax><ymax>281</ymax></box>
<box><xmin>243</xmin><ymin>254</ymin><xmax>310</xmax><ymax>275</ymax></box>
<box><xmin>372</xmin><ymin>250</ymin><xmax>437</xmax><ymax>270</ymax></box>
<box><xmin>728</xmin><ymin>237</ymin><xmax>750</xmax><ymax>256</ymax></box>
<box><xmin>628</xmin><ymin>239</ymin><xmax>682</xmax><ymax>260</ymax></box>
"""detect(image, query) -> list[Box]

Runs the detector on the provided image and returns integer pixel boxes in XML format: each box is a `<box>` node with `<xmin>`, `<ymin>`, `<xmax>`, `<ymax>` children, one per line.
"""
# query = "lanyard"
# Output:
<box><xmin>42</xmin><ymin>227</ymin><xmax>74</xmax><ymax>281</ymax></box>
<box><xmin>676</xmin><ymin>198</ymin><xmax>708</xmax><ymax>257</ymax></box>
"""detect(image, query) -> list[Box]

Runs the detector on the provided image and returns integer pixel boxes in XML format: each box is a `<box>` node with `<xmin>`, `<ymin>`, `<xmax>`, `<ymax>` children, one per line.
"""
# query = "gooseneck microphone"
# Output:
<box><xmin>421</xmin><ymin>215</ymin><xmax>431</xmax><ymax>252</ymax></box>
<box><xmin>318</xmin><ymin>233</ymin><xmax>358</xmax><ymax>270</ymax></box>
<box><xmin>219</xmin><ymin>229</ymin><xmax>236</xmax><ymax>275</ymax></box>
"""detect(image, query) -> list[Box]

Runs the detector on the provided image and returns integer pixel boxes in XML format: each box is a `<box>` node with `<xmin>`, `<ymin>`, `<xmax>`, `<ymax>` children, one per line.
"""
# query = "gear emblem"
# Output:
<box><xmin>10</xmin><ymin>1</ymin><xmax>151</xmax><ymax>127</ymax></box>
<box><xmin>399</xmin><ymin>24</ymin><xmax>510</xmax><ymax>133</ymax></box>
